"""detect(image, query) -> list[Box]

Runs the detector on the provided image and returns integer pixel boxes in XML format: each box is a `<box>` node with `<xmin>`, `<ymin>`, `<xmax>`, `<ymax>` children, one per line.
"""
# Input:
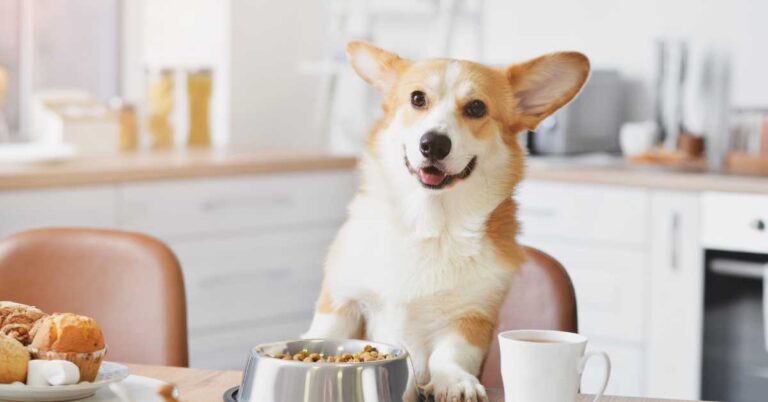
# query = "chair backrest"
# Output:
<box><xmin>479</xmin><ymin>246</ymin><xmax>577</xmax><ymax>387</ymax></box>
<box><xmin>0</xmin><ymin>228</ymin><xmax>188</xmax><ymax>367</ymax></box>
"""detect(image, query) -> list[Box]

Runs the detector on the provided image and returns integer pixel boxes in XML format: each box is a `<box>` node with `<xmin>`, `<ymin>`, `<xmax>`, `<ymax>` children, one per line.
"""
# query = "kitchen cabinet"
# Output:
<box><xmin>518</xmin><ymin>181</ymin><xmax>705</xmax><ymax>399</ymax></box>
<box><xmin>647</xmin><ymin>192</ymin><xmax>703</xmax><ymax>399</ymax></box>
<box><xmin>0</xmin><ymin>187</ymin><xmax>118</xmax><ymax>236</ymax></box>
<box><xmin>701</xmin><ymin>192</ymin><xmax>768</xmax><ymax>254</ymax></box>
<box><xmin>171</xmin><ymin>227</ymin><xmax>338</xmax><ymax>368</ymax></box>
<box><xmin>0</xmin><ymin>169</ymin><xmax>356</xmax><ymax>370</ymax></box>
<box><xmin>518</xmin><ymin>181</ymin><xmax>651</xmax><ymax>396</ymax></box>
<box><xmin>118</xmin><ymin>171</ymin><xmax>353</xmax><ymax>238</ymax></box>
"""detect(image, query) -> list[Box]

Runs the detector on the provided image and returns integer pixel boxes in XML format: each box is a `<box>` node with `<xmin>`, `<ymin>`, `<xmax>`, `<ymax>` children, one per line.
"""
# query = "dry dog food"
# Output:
<box><xmin>271</xmin><ymin>344</ymin><xmax>395</xmax><ymax>363</ymax></box>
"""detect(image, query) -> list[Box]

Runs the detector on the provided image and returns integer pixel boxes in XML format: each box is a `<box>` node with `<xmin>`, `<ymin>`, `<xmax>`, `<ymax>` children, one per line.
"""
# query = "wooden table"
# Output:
<box><xmin>128</xmin><ymin>364</ymin><xmax>707</xmax><ymax>402</ymax></box>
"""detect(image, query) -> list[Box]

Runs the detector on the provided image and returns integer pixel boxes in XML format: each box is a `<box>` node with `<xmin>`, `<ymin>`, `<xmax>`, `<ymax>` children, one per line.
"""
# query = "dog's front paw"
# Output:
<box><xmin>424</xmin><ymin>368</ymin><xmax>488</xmax><ymax>402</ymax></box>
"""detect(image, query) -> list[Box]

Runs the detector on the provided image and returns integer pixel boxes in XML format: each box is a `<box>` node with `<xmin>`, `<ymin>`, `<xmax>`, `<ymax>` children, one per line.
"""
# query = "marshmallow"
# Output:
<box><xmin>26</xmin><ymin>360</ymin><xmax>50</xmax><ymax>386</ymax></box>
<box><xmin>43</xmin><ymin>360</ymin><xmax>80</xmax><ymax>385</ymax></box>
<box><xmin>26</xmin><ymin>360</ymin><xmax>80</xmax><ymax>386</ymax></box>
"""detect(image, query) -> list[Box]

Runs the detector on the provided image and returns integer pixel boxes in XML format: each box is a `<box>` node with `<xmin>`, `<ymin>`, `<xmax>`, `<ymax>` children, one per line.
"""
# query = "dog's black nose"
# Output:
<box><xmin>419</xmin><ymin>131</ymin><xmax>452</xmax><ymax>160</ymax></box>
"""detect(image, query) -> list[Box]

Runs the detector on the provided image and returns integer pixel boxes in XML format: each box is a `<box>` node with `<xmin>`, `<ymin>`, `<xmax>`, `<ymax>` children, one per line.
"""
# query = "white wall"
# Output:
<box><xmin>484</xmin><ymin>0</ymin><xmax>768</xmax><ymax>118</ymax></box>
<box><xmin>228</xmin><ymin>0</ymin><xmax>331</xmax><ymax>149</ymax></box>
<box><xmin>32</xmin><ymin>0</ymin><xmax>120</xmax><ymax>100</ymax></box>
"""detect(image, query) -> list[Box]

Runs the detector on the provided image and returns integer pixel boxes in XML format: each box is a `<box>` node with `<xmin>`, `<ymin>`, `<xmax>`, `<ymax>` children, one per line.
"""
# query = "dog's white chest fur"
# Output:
<box><xmin>313</xmin><ymin>191</ymin><xmax>513</xmax><ymax>381</ymax></box>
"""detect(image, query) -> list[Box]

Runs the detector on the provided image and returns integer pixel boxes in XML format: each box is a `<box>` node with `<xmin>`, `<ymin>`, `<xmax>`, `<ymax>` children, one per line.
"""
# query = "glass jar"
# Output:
<box><xmin>186</xmin><ymin>69</ymin><xmax>212</xmax><ymax>147</ymax></box>
<box><xmin>0</xmin><ymin>66</ymin><xmax>9</xmax><ymax>142</ymax></box>
<box><xmin>146</xmin><ymin>68</ymin><xmax>175</xmax><ymax>149</ymax></box>
<box><xmin>110</xmin><ymin>98</ymin><xmax>138</xmax><ymax>151</ymax></box>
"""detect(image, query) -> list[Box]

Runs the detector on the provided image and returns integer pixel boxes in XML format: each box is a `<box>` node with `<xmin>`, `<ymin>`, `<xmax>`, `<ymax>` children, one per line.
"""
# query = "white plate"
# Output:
<box><xmin>0</xmin><ymin>362</ymin><xmax>130</xmax><ymax>402</ymax></box>
<box><xmin>87</xmin><ymin>375</ymin><xmax>168</xmax><ymax>402</ymax></box>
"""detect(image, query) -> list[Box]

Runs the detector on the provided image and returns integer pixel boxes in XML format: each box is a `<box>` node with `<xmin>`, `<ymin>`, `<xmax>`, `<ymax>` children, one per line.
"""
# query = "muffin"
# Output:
<box><xmin>29</xmin><ymin>313</ymin><xmax>106</xmax><ymax>382</ymax></box>
<box><xmin>0</xmin><ymin>301</ymin><xmax>47</xmax><ymax>345</ymax></box>
<box><xmin>0</xmin><ymin>333</ymin><xmax>30</xmax><ymax>384</ymax></box>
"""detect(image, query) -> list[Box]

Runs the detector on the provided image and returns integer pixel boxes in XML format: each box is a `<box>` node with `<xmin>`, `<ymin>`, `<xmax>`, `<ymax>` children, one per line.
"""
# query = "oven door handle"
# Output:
<box><xmin>709</xmin><ymin>259</ymin><xmax>768</xmax><ymax>279</ymax></box>
<box><xmin>709</xmin><ymin>259</ymin><xmax>768</xmax><ymax>351</ymax></box>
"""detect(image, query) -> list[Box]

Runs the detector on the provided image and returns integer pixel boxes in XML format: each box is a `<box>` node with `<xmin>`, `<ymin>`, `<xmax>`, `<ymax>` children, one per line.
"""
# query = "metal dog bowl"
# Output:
<box><xmin>229</xmin><ymin>339</ymin><xmax>412</xmax><ymax>402</ymax></box>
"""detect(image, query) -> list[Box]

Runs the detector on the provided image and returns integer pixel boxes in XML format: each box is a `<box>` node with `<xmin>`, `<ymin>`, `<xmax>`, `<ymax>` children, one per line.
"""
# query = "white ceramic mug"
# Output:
<box><xmin>498</xmin><ymin>330</ymin><xmax>611</xmax><ymax>402</ymax></box>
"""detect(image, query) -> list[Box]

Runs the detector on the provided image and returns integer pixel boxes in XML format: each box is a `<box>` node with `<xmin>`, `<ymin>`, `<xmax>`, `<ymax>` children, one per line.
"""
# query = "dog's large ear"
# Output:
<box><xmin>346</xmin><ymin>41</ymin><xmax>408</xmax><ymax>93</ymax></box>
<box><xmin>507</xmin><ymin>52</ymin><xmax>590</xmax><ymax>130</ymax></box>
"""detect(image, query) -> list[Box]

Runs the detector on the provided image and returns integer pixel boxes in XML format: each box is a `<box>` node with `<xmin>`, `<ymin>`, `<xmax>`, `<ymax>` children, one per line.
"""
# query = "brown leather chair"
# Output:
<box><xmin>0</xmin><ymin>228</ymin><xmax>188</xmax><ymax>367</ymax></box>
<box><xmin>479</xmin><ymin>246</ymin><xmax>577</xmax><ymax>388</ymax></box>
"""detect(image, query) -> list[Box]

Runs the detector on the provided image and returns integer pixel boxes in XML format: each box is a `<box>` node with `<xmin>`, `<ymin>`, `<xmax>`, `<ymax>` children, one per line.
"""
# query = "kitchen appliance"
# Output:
<box><xmin>701</xmin><ymin>192</ymin><xmax>768</xmax><ymax>402</ymax></box>
<box><xmin>226</xmin><ymin>339</ymin><xmax>411</xmax><ymax>402</ymax></box>
<box><xmin>531</xmin><ymin>69</ymin><xmax>623</xmax><ymax>155</ymax></box>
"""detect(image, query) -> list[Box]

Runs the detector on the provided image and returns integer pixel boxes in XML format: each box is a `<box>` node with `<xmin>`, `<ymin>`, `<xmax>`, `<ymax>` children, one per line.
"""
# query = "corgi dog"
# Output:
<box><xmin>304</xmin><ymin>41</ymin><xmax>589</xmax><ymax>402</ymax></box>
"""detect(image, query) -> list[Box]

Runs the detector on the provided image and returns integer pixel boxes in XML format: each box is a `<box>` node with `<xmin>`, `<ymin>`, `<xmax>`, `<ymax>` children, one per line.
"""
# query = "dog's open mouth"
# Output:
<box><xmin>405</xmin><ymin>155</ymin><xmax>477</xmax><ymax>190</ymax></box>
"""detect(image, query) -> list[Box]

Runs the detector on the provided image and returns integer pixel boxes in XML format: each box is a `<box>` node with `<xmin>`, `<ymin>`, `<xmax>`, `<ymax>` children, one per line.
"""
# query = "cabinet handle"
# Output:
<box><xmin>670</xmin><ymin>212</ymin><xmax>680</xmax><ymax>271</ymax></box>
<box><xmin>196</xmin><ymin>266</ymin><xmax>291</xmax><ymax>288</ymax></box>
<box><xmin>753</xmin><ymin>219</ymin><xmax>766</xmax><ymax>232</ymax></box>
<box><xmin>201</xmin><ymin>195</ymin><xmax>293</xmax><ymax>212</ymax></box>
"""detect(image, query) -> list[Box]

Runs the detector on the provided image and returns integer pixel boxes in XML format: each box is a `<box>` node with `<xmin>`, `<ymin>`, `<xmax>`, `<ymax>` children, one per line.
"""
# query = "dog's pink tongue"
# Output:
<box><xmin>418</xmin><ymin>168</ymin><xmax>446</xmax><ymax>186</ymax></box>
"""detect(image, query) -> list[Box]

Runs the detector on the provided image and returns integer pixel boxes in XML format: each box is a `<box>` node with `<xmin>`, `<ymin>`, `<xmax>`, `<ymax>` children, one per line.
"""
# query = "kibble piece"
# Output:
<box><xmin>270</xmin><ymin>344</ymin><xmax>394</xmax><ymax>363</ymax></box>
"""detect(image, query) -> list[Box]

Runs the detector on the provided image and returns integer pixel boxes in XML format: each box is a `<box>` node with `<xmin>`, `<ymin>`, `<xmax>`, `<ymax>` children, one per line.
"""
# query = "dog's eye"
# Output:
<box><xmin>411</xmin><ymin>91</ymin><xmax>427</xmax><ymax>109</ymax></box>
<box><xmin>464</xmin><ymin>100</ymin><xmax>487</xmax><ymax>118</ymax></box>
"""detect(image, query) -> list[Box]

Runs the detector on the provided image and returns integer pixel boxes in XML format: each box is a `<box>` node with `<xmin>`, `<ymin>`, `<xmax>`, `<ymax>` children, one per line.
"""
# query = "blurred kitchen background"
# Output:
<box><xmin>1</xmin><ymin>1</ymin><xmax>767</xmax><ymax>401</ymax></box>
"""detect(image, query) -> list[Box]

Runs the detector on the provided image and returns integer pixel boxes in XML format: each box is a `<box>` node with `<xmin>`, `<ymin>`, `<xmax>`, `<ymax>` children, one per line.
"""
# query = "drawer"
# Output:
<box><xmin>516</xmin><ymin>181</ymin><xmax>649</xmax><ymax>247</ymax></box>
<box><xmin>701</xmin><ymin>192</ymin><xmax>768</xmax><ymax>254</ymax></box>
<box><xmin>118</xmin><ymin>170</ymin><xmax>355</xmax><ymax>239</ymax></box>
<box><xmin>0</xmin><ymin>187</ymin><xmax>117</xmax><ymax>236</ymax></box>
<box><xmin>172</xmin><ymin>226</ymin><xmax>337</xmax><ymax>330</ymax></box>
<box><xmin>521</xmin><ymin>239</ymin><xmax>647</xmax><ymax>342</ymax></box>
<box><xmin>189</xmin><ymin>317</ymin><xmax>312</xmax><ymax>369</ymax></box>
<box><xmin>581</xmin><ymin>339</ymin><xmax>645</xmax><ymax>397</ymax></box>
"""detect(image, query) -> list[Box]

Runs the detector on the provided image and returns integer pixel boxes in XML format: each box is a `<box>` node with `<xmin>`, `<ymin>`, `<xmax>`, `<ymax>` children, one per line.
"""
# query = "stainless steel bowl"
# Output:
<box><xmin>234</xmin><ymin>339</ymin><xmax>413</xmax><ymax>402</ymax></box>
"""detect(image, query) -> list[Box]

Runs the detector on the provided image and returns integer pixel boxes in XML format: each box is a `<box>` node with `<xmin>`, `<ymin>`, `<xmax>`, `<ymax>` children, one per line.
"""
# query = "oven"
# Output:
<box><xmin>701</xmin><ymin>192</ymin><xmax>768</xmax><ymax>402</ymax></box>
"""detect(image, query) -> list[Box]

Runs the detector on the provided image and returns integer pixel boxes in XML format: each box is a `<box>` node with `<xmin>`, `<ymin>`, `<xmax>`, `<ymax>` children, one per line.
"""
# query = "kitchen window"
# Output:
<box><xmin>0</xmin><ymin>0</ymin><xmax>119</xmax><ymax>140</ymax></box>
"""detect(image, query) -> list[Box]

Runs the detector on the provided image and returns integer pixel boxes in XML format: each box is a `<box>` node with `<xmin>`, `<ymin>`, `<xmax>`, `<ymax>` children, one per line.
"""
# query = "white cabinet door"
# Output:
<box><xmin>701</xmin><ymin>192</ymin><xmax>768</xmax><ymax>254</ymax></box>
<box><xmin>582</xmin><ymin>339</ymin><xmax>645</xmax><ymax>397</ymax></box>
<box><xmin>189</xmin><ymin>317</ymin><xmax>313</xmax><ymax>369</ymax></box>
<box><xmin>647</xmin><ymin>191</ymin><xmax>703</xmax><ymax>400</ymax></box>
<box><xmin>174</xmin><ymin>226</ymin><xmax>337</xmax><ymax>332</ymax></box>
<box><xmin>118</xmin><ymin>170</ymin><xmax>355</xmax><ymax>239</ymax></box>
<box><xmin>517</xmin><ymin>181</ymin><xmax>650</xmax><ymax>247</ymax></box>
<box><xmin>0</xmin><ymin>187</ymin><xmax>118</xmax><ymax>236</ymax></box>
<box><xmin>517</xmin><ymin>238</ymin><xmax>648</xmax><ymax>343</ymax></box>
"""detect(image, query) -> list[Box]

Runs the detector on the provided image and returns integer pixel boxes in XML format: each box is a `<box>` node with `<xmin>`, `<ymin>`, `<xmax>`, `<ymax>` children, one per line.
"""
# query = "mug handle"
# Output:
<box><xmin>577</xmin><ymin>351</ymin><xmax>611</xmax><ymax>402</ymax></box>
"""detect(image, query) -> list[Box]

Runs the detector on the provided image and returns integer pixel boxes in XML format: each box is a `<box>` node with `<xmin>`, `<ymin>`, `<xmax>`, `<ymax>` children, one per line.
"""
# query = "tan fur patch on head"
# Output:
<box><xmin>388</xmin><ymin>59</ymin><xmax>520</xmax><ymax>141</ymax></box>
<box><xmin>456</xmin><ymin>313</ymin><xmax>497</xmax><ymax>348</ymax></box>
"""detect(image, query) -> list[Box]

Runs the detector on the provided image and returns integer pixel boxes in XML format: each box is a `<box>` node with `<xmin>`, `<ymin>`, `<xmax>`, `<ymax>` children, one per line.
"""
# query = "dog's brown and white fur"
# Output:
<box><xmin>304</xmin><ymin>42</ymin><xmax>589</xmax><ymax>402</ymax></box>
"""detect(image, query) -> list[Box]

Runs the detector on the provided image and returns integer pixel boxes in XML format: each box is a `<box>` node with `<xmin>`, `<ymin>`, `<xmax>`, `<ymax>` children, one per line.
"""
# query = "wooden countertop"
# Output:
<box><xmin>0</xmin><ymin>149</ymin><xmax>357</xmax><ymax>190</ymax></box>
<box><xmin>126</xmin><ymin>364</ymin><xmax>711</xmax><ymax>402</ymax></box>
<box><xmin>1</xmin><ymin>149</ymin><xmax>767</xmax><ymax>195</ymax></box>
<box><xmin>526</xmin><ymin>155</ymin><xmax>768</xmax><ymax>194</ymax></box>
